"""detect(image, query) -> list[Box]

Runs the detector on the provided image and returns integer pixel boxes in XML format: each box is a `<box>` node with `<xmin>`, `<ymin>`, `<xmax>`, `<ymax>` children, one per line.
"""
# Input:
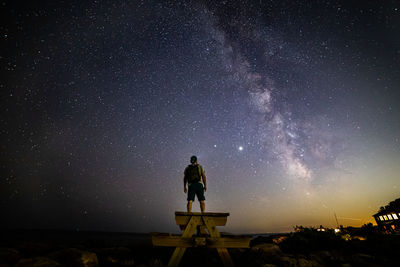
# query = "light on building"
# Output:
<box><xmin>388</xmin><ymin>214</ymin><xmax>393</xmax><ymax>220</ymax></box>
<box><xmin>393</xmin><ymin>214</ymin><xmax>399</xmax><ymax>220</ymax></box>
<box><xmin>334</xmin><ymin>228</ymin><xmax>340</xmax><ymax>233</ymax></box>
<box><xmin>379</xmin><ymin>216</ymin><xmax>384</xmax><ymax>221</ymax></box>
<box><xmin>383</xmin><ymin>215</ymin><xmax>388</xmax><ymax>220</ymax></box>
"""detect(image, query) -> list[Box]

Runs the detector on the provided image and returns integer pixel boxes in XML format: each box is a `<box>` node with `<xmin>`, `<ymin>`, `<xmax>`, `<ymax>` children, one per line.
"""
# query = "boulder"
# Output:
<box><xmin>148</xmin><ymin>258</ymin><xmax>164</xmax><ymax>267</ymax></box>
<box><xmin>96</xmin><ymin>247</ymin><xmax>134</xmax><ymax>266</ymax></box>
<box><xmin>278</xmin><ymin>255</ymin><xmax>297</xmax><ymax>267</ymax></box>
<box><xmin>0</xmin><ymin>247</ymin><xmax>21</xmax><ymax>265</ymax></box>
<box><xmin>16</xmin><ymin>257</ymin><xmax>61</xmax><ymax>267</ymax></box>
<box><xmin>310</xmin><ymin>251</ymin><xmax>332</xmax><ymax>265</ymax></box>
<box><xmin>251</xmin><ymin>236</ymin><xmax>273</xmax><ymax>246</ymax></box>
<box><xmin>297</xmin><ymin>258</ymin><xmax>323</xmax><ymax>267</ymax></box>
<box><xmin>14</xmin><ymin>242</ymin><xmax>52</xmax><ymax>257</ymax></box>
<box><xmin>48</xmin><ymin>248</ymin><xmax>98</xmax><ymax>267</ymax></box>
<box><xmin>351</xmin><ymin>253</ymin><xmax>374</xmax><ymax>266</ymax></box>
<box><xmin>272</xmin><ymin>236</ymin><xmax>288</xmax><ymax>244</ymax></box>
<box><xmin>252</xmin><ymin>244</ymin><xmax>281</xmax><ymax>257</ymax></box>
<box><xmin>311</xmin><ymin>250</ymin><xmax>345</xmax><ymax>265</ymax></box>
<box><xmin>309</xmin><ymin>253</ymin><xmax>324</xmax><ymax>265</ymax></box>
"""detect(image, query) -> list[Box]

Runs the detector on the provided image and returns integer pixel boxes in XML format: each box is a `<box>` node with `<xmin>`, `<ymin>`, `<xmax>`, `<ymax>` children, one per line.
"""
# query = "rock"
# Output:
<box><xmin>341</xmin><ymin>234</ymin><xmax>351</xmax><ymax>241</ymax></box>
<box><xmin>251</xmin><ymin>244</ymin><xmax>282</xmax><ymax>264</ymax></box>
<box><xmin>310</xmin><ymin>250</ymin><xmax>348</xmax><ymax>266</ymax></box>
<box><xmin>309</xmin><ymin>254</ymin><xmax>324</xmax><ymax>265</ymax></box>
<box><xmin>272</xmin><ymin>236</ymin><xmax>288</xmax><ymax>244</ymax></box>
<box><xmin>148</xmin><ymin>258</ymin><xmax>164</xmax><ymax>267</ymax></box>
<box><xmin>81</xmin><ymin>252</ymin><xmax>98</xmax><ymax>267</ymax></box>
<box><xmin>96</xmin><ymin>247</ymin><xmax>134</xmax><ymax>266</ymax></box>
<box><xmin>0</xmin><ymin>247</ymin><xmax>21</xmax><ymax>265</ymax></box>
<box><xmin>351</xmin><ymin>236</ymin><xmax>366</xmax><ymax>241</ymax></box>
<box><xmin>315</xmin><ymin>250</ymin><xmax>332</xmax><ymax>259</ymax></box>
<box><xmin>251</xmin><ymin>236</ymin><xmax>273</xmax><ymax>246</ymax></box>
<box><xmin>351</xmin><ymin>253</ymin><xmax>374</xmax><ymax>266</ymax></box>
<box><xmin>274</xmin><ymin>255</ymin><xmax>322</xmax><ymax>267</ymax></box>
<box><xmin>16</xmin><ymin>257</ymin><xmax>61</xmax><ymax>267</ymax></box>
<box><xmin>104</xmin><ymin>255</ymin><xmax>134</xmax><ymax>266</ymax></box>
<box><xmin>278</xmin><ymin>256</ymin><xmax>298</xmax><ymax>267</ymax></box>
<box><xmin>48</xmin><ymin>248</ymin><xmax>98</xmax><ymax>267</ymax></box>
<box><xmin>298</xmin><ymin>258</ymin><xmax>323</xmax><ymax>267</ymax></box>
<box><xmin>310</xmin><ymin>251</ymin><xmax>332</xmax><ymax>265</ymax></box>
<box><xmin>252</xmin><ymin>244</ymin><xmax>281</xmax><ymax>257</ymax></box>
<box><xmin>14</xmin><ymin>242</ymin><xmax>52</xmax><ymax>257</ymax></box>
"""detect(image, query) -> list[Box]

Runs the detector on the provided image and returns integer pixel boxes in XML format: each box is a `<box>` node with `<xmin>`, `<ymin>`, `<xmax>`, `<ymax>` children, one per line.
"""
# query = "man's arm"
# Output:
<box><xmin>183</xmin><ymin>171</ymin><xmax>187</xmax><ymax>193</ymax></box>
<box><xmin>201</xmin><ymin>170</ymin><xmax>207</xmax><ymax>192</ymax></box>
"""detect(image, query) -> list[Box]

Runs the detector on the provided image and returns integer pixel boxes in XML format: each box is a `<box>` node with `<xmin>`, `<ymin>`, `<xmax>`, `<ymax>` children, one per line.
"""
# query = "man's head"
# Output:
<box><xmin>190</xmin><ymin>155</ymin><xmax>197</xmax><ymax>164</ymax></box>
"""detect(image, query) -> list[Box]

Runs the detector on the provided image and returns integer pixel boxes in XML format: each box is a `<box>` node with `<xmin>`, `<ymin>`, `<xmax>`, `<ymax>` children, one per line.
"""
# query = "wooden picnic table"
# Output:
<box><xmin>151</xmin><ymin>212</ymin><xmax>251</xmax><ymax>267</ymax></box>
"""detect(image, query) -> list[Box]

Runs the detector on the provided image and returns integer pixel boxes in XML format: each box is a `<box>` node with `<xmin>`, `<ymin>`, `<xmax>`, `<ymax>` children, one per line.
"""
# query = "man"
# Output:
<box><xmin>184</xmin><ymin>155</ymin><xmax>207</xmax><ymax>212</ymax></box>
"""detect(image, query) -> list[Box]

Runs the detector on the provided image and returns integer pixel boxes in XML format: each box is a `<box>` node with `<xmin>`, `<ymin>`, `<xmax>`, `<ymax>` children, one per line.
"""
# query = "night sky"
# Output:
<box><xmin>1</xmin><ymin>0</ymin><xmax>400</xmax><ymax>233</ymax></box>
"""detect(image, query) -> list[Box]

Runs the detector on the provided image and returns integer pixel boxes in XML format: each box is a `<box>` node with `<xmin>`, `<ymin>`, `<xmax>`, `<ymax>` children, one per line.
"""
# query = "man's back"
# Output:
<box><xmin>184</xmin><ymin>164</ymin><xmax>203</xmax><ymax>184</ymax></box>
<box><xmin>184</xmin><ymin>156</ymin><xmax>207</xmax><ymax>212</ymax></box>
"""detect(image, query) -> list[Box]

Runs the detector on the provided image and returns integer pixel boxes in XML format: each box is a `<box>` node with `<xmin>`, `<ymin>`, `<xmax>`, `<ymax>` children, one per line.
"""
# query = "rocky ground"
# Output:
<box><xmin>0</xmin><ymin>229</ymin><xmax>399</xmax><ymax>266</ymax></box>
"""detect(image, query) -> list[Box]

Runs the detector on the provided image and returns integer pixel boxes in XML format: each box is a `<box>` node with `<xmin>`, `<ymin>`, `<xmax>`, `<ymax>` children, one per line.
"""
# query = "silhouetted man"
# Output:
<box><xmin>184</xmin><ymin>155</ymin><xmax>207</xmax><ymax>212</ymax></box>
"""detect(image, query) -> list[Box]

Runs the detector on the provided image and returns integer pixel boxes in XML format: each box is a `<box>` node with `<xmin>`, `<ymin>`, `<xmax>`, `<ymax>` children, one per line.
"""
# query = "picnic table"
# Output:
<box><xmin>151</xmin><ymin>212</ymin><xmax>251</xmax><ymax>267</ymax></box>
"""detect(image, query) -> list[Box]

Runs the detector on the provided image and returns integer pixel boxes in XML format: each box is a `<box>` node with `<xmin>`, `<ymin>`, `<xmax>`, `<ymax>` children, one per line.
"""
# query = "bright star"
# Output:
<box><xmin>238</xmin><ymin>146</ymin><xmax>243</xmax><ymax>151</ymax></box>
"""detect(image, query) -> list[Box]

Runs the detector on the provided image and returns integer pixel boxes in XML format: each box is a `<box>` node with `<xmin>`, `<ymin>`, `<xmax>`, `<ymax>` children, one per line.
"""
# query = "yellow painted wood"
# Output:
<box><xmin>175</xmin><ymin>211</ymin><xmax>230</xmax><ymax>217</ymax></box>
<box><xmin>167</xmin><ymin>216</ymin><xmax>201</xmax><ymax>267</ymax></box>
<box><xmin>207</xmin><ymin>236</ymin><xmax>251</xmax><ymax>248</ymax></box>
<box><xmin>202</xmin><ymin>216</ymin><xmax>220</xmax><ymax>237</ymax></box>
<box><xmin>197</xmin><ymin>225</ymin><xmax>208</xmax><ymax>236</ymax></box>
<box><xmin>194</xmin><ymin>237</ymin><xmax>206</xmax><ymax>246</ymax></box>
<box><xmin>152</xmin><ymin>234</ymin><xmax>251</xmax><ymax>248</ymax></box>
<box><xmin>217</xmin><ymin>249</ymin><xmax>235</xmax><ymax>267</ymax></box>
<box><xmin>202</xmin><ymin>217</ymin><xmax>235</xmax><ymax>267</ymax></box>
<box><xmin>175</xmin><ymin>215</ymin><xmax>227</xmax><ymax>227</ymax></box>
<box><xmin>154</xmin><ymin>212</ymin><xmax>240</xmax><ymax>267</ymax></box>
<box><xmin>168</xmin><ymin>247</ymin><xmax>185</xmax><ymax>267</ymax></box>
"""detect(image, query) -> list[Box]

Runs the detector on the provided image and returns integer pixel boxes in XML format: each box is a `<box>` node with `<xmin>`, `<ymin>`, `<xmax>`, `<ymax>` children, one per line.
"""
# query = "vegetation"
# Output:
<box><xmin>279</xmin><ymin>228</ymin><xmax>344</xmax><ymax>254</ymax></box>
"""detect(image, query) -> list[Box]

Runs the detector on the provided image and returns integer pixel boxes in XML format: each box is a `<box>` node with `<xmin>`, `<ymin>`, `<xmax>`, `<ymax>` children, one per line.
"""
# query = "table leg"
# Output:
<box><xmin>202</xmin><ymin>217</ymin><xmax>235</xmax><ymax>267</ymax></box>
<box><xmin>168</xmin><ymin>216</ymin><xmax>201</xmax><ymax>267</ymax></box>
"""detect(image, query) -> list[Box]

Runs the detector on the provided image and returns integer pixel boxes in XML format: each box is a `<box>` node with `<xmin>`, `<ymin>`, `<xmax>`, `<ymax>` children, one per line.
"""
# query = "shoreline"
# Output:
<box><xmin>1</xmin><ymin>228</ymin><xmax>398</xmax><ymax>266</ymax></box>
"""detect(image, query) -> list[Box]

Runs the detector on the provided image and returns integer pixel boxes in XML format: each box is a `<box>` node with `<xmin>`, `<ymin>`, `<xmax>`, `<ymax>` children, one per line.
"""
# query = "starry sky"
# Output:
<box><xmin>1</xmin><ymin>0</ymin><xmax>400</xmax><ymax>233</ymax></box>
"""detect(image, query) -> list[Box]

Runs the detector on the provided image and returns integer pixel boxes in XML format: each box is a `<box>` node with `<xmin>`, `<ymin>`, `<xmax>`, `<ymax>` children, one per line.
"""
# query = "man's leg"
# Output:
<box><xmin>200</xmin><ymin>200</ymin><xmax>205</xmax><ymax>213</ymax></box>
<box><xmin>187</xmin><ymin>200</ymin><xmax>193</xmax><ymax>212</ymax></box>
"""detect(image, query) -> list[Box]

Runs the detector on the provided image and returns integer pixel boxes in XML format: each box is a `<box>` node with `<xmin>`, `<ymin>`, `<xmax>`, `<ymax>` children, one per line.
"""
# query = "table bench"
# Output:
<box><xmin>151</xmin><ymin>212</ymin><xmax>251</xmax><ymax>267</ymax></box>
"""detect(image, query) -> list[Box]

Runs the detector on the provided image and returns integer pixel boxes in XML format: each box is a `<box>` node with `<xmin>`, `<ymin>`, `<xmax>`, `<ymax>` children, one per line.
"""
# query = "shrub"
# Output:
<box><xmin>279</xmin><ymin>228</ymin><xmax>344</xmax><ymax>254</ymax></box>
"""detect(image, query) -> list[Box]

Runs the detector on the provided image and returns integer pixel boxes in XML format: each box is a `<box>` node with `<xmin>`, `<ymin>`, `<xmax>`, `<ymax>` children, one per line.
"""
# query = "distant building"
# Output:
<box><xmin>373</xmin><ymin>198</ymin><xmax>400</xmax><ymax>233</ymax></box>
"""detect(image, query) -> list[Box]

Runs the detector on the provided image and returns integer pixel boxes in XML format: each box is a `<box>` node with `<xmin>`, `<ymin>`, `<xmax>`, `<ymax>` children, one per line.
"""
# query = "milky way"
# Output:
<box><xmin>1</xmin><ymin>0</ymin><xmax>400</xmax><ymax>233</ymax></box>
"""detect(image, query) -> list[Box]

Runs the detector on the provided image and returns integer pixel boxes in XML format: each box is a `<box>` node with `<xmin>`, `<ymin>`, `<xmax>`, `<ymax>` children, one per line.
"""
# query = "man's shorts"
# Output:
<box><xmin>187</xmin><ymin>183</ymin><xmax>205</xmax><ymax>201</ymax></box>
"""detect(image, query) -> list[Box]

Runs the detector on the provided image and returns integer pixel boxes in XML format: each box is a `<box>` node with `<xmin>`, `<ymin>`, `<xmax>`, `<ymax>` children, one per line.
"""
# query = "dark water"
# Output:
<box><xmin>0</xmin><ymin>229</ymin><xmax>152</xmax><ymax>247</ymax></box>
